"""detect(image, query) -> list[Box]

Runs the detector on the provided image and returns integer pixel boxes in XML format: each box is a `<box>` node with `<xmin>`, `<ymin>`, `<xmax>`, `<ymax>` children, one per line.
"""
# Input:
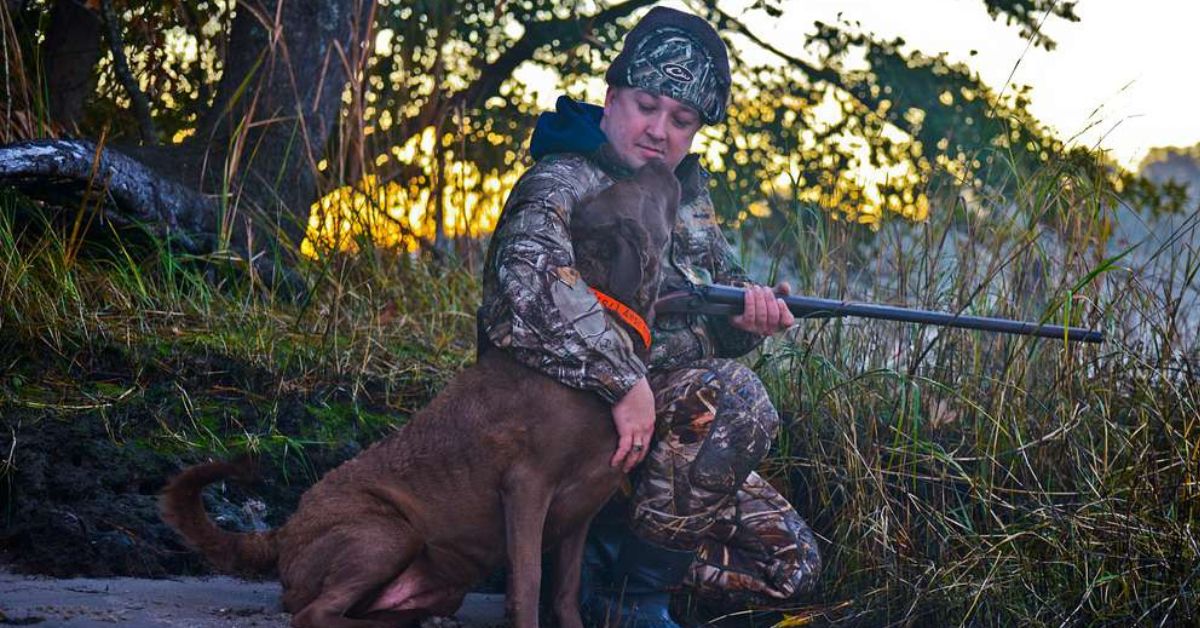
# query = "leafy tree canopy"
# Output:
<box><xmin>2</xmin><ymin>0</ymin><xmax>1172</xmax><ymax>263</ymax></box>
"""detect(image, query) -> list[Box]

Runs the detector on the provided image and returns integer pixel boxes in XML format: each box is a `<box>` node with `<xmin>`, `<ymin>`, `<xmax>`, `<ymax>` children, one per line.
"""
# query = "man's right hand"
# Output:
<box><xmin>611</xmin><ymin>377</ymin><xmax>655</xmax><ymax>472</ymax></box>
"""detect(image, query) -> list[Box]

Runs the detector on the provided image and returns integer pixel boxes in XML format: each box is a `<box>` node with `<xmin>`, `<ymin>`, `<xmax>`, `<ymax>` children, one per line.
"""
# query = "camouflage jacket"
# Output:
<box><xmin>479</xmin><ymin>144</ymin><xmax>763</xmax><ymax>404</ymax></box>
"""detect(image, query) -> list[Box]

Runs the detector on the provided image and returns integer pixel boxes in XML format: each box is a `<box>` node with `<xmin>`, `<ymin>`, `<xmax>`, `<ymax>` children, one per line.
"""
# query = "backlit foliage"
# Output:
<box><xmin>8</xmin><ymin>0</ymin><xmax>1152</xmax><ymax>255</ymax></box>
<box><xmin>304</xmin><ymin>128</ymin><xmax>521</xmax><ymax>256</ymax></box>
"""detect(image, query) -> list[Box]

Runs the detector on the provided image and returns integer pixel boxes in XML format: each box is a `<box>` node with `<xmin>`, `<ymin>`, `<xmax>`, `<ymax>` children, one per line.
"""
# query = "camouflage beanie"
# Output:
<box><xmin>605</xmin><ymin>7</ymin><xmax>731</xmax><ymax>125</ymax></box>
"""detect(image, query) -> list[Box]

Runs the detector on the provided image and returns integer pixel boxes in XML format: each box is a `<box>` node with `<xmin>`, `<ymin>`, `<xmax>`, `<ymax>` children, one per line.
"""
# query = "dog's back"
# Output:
<box><xmin>291</xmin><ymin>349</ymin><xmax>617</xmax><ymax>534</ymax></box>
<box><xmin>262</xmin><ymin>348</ymin><xmax>619</xmax><ymax>605</ymax></box>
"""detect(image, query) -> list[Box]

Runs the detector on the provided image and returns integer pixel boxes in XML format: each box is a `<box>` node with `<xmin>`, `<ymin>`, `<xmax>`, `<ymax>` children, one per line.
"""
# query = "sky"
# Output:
<box><xmin>730</xmin><ymin>0</ymin><xmax>1200</xmax><ymax>170</ymax></box>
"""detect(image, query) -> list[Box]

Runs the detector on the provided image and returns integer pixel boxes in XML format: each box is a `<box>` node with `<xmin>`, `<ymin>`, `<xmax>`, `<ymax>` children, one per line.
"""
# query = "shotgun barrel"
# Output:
<box><xmin>654</xmin><ymin>284</ymin><xmax>1104</xmax><ymax>344</ymax></box>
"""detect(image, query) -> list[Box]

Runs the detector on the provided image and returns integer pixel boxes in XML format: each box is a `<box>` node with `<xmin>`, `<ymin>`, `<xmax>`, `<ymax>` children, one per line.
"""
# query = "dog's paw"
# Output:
<box><xmin>419</xmin><ymin>616</ymin><xmax>464</xmax><ymax>628</ymax></box>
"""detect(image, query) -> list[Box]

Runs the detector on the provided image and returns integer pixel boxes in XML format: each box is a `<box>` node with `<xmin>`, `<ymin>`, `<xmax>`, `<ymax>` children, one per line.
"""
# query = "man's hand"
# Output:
<box><xmin>610</xmin><ymin>377</ymin><xmax>655</xmax><ymax>472</ymax></box>
<box><xmin>730</xmin><ymin>282</ymin><xmax>795</xmax><ymax>336</ymax></box>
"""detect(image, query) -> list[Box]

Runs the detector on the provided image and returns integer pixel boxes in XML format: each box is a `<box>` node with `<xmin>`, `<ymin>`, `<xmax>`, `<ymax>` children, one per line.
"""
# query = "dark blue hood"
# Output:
<box><xmin>529</xmin><ymin>96</ymin><xmax>607</xmax><ymax>161</ymax></box>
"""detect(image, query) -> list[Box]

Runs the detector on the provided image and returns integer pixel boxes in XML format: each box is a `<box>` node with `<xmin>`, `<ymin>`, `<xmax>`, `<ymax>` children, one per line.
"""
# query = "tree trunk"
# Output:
<box><xmin>1</xmin><ymin>0</ymin><xmax>375</xmax><ymax>275</ymax></box>
<box><xmin>42</xmin><ymin>0</ymin><xmax>102</xmax><ymax>132</ymax></box>
<box><xmin>175</xmin><ymin>0</ymin><xmax>375</xmax><ymax>252</ymax></box>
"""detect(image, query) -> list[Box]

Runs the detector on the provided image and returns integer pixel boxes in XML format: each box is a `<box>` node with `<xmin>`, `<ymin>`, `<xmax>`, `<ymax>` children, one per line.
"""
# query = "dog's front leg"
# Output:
<box><xmin>549</xmin><ymin>520</ymin><xmax>591</xmax><ymax>628</ymax></box>
<box><xmin>503</xmin><ymin>469</ymin><xmax>553</xmax><ymax>628</ymax></box>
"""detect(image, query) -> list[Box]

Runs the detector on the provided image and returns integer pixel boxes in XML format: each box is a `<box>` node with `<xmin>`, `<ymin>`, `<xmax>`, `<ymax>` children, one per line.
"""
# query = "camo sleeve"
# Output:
<box><xmin>480</xmin><ymin>156</ymin><xmax>646</xmax><ymax>404</ymax></box>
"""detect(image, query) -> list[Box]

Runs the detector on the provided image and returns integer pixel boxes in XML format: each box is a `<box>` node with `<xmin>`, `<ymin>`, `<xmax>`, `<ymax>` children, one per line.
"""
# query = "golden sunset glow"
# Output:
<box><xmin>303</xmin><ymin>127</ymin><xmax>523</xmax><ymax>257</ymax></box>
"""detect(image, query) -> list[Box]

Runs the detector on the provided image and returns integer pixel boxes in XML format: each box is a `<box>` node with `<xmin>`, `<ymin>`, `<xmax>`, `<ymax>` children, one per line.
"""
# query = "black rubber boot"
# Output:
<box><xmin>580</xmin><ymin>525</ymin><xmax>694</xmax><ymax>628</ymax></box>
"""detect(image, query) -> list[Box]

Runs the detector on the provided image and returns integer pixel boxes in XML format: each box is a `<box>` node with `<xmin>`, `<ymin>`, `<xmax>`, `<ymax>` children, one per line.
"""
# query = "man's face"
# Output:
<box><xmin>599</xmin><ymin>87</ymin><xmax>703</xmax><ymax>171</ymax></box>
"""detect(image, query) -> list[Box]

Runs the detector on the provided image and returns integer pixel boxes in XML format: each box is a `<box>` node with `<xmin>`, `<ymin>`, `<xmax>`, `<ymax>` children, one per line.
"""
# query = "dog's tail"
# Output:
<box><xmin>160</xmin><ymin>457</ymin><xmax>279</xmax><ymax>575</ymax></box>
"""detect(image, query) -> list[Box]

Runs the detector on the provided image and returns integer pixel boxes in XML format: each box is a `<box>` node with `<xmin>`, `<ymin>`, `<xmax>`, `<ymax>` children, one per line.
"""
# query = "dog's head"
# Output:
<box><xmin>571</xmin><ymin>160</ymin><xmax>681</xmax><ymax>344</ymax></box>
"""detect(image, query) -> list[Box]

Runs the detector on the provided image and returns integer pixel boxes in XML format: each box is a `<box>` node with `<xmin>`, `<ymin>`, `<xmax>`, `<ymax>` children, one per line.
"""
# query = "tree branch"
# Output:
<box><xmin>712</xmin><ymin>7</ymin><xmax>843</xmax><ymax>93</ymax></box>
<box><xmin>99</xmin><ymin>0</ymin><xmax>158</xmax><ymax>145</ymax></box>
<box><xmin>382</xmin><ymin>0</ymin><xmax>656</xmax><ymax>182</ymax></box>
<box><xmin>0</xmin><ymin>139</ymin><xmax>214</xmax><ymax>251</ymax></box>
<box><xmin>712</xmin><ymin>6</ymin><xmax>890</xmax><ymax>116</ymax></box>
<box><xmin>457</xmin><ymin>0</ymin><xmax>657</xmax><ymax>111</ymax></box>
<box><xmin>176</xmin><ymin>0</ymin><xmax>212</xmax><ymax>108</ymax></box>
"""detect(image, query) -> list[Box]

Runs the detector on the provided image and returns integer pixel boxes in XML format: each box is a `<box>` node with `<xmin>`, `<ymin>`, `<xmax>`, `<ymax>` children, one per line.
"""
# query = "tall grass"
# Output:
<box><xmin>0</xmin><ymin>188</ymin><xmax>480</xmax><ymax>439</ymax></box>
<box><xmin>753</xmin><ymin>157</ymin><xmax>1199</xmax><ymax>625</ymax></box>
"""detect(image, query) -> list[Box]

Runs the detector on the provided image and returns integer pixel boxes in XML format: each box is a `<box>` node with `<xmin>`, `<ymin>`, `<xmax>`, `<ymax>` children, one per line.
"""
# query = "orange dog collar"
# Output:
<box><xmin>590</xmin><ymin>288</ymin><xmax>652</xmax><ymax>349</ymax></box>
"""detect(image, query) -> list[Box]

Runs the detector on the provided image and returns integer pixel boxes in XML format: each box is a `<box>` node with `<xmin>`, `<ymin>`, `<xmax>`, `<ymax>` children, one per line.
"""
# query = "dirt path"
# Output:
<box><xmin>0</xmin><ymin>570</ymin><xmax>507</xmax><ymax>627</ymax></box>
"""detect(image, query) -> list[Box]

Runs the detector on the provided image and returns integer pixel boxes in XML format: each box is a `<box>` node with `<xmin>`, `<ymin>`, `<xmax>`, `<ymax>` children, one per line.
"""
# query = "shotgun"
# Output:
<box><xmin>654</xmin><ymin>284</ymin><xmax>1104</xmax><ymax>344</ymax></box>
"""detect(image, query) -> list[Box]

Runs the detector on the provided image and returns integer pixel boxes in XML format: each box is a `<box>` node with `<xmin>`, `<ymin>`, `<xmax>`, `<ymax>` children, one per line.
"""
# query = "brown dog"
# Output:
<box><xmin>161</xmin><ymin>159</ymin><xmax>681</xmax><ymax>628</ymax></box>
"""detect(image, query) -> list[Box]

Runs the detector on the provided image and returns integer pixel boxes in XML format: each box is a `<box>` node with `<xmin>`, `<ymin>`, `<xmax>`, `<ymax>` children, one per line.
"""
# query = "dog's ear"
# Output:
<box><xmin>571</xmin><ymin>192</ymin><xmax>614</xmax><ymax>287</ymax></box>
<box><xmin>607</xmin><ymin>223</ymin><xmax>645</xmax><ymax>299</ymax></box>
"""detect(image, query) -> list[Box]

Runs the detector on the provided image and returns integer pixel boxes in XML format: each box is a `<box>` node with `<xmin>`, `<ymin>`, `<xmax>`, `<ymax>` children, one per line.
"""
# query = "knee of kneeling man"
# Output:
<box><xmin>760</xmin><ymin>404</ymin><xmax>781</xmax><ymax>441</ymax></box>
<box><xmin>719</xmin><ymin>362</ymin><xmax>780</xmax><ymax>439</ymax></box>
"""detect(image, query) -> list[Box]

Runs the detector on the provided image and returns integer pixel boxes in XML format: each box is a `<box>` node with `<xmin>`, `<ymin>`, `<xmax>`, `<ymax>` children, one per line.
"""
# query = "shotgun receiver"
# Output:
<box><xmin>654</xmin><ymin>284</ymin><xmax>1104</xmax><ymax>344</ymax></box>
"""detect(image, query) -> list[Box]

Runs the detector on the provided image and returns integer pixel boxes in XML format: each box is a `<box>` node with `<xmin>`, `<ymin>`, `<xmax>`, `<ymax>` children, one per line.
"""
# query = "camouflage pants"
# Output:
<box><xmin>628</xmin><ymin>358</ymin><xmax>821</xmax><ymax>606</ymax></box>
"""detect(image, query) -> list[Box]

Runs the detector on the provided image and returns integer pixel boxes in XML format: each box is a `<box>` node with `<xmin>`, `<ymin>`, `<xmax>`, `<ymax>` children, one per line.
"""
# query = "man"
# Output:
<box><xmin>478</xmin><ymin>7</ymin><xmax>820</xmax><ymax>626</ymax></box>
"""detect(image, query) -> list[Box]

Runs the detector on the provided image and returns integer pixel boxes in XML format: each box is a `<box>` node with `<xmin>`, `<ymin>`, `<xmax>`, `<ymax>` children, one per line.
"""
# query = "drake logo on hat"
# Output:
<box><xmin>661</xmin><ymin>63</ymin><xmax>695</xmax><ymax>83</ymax></box>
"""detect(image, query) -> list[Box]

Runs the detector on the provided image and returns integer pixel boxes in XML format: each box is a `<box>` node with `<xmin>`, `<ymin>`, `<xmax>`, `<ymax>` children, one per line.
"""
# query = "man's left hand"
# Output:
<box><xmin>730</xmin><ymin>282</ymin><xmax>795</xmax><ymax>336</ymax></box>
